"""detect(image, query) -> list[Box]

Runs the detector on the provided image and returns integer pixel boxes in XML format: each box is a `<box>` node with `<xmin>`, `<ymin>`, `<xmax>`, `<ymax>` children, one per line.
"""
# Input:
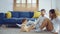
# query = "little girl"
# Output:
<box><xmin>21</xmin><ymin>18</ymin><xmax>34</xmax><ymax>32</ymax></box>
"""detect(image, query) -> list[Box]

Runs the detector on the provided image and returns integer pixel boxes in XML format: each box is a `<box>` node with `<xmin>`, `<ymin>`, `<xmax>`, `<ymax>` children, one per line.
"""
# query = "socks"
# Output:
<box><xmin>16</xmin><ymin>24</ymin><xmax>22</xmax><ymax>27</ymax></box>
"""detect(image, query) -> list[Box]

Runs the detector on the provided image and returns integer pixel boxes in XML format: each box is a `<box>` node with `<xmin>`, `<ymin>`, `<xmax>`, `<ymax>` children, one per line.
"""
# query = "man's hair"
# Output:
<box><xmin>49</xmin><ymin>9</ymin><xmax>55</xmax><ymax>14</ymax></box>
<box><xmin>41</xmin><ymin>9</ymin><xmax>45</xmax><ymax>11</ymax></box>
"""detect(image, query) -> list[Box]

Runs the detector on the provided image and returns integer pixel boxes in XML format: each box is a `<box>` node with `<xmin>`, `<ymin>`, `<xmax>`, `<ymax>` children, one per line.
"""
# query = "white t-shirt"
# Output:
<box><xmin>34</xmin><ymin>16</ymin><xmax>47</xmax><ymax>25</ymax></box>
<box><xmin>51</xmin><ymin>16</ymin><xmax>60</xmax><ymax>33</ymax></box>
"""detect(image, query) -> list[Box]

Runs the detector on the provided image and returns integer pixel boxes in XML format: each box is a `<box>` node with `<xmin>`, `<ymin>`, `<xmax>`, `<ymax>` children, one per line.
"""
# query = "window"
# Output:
<box><xmin>16</xmin><ymin>0</ymin><xmax>21</xmax><ymax>7</ymax></box>
<box><xmin>27</xmin><ymin>0</ymin><xmax>31</xmax><ymax>8</ymax></box>
<box><xmin>32</xmin><ymin>0</ymin><xmax>36</xmax><ymax>7</ymax></box>
<box><xmin>22</xmin><ymin>0</ymin><xmax>26</xmax><ymax>3</ymax></box>
<box><xmin>13</xmin><ymin>0</ymin><xmax>38</xmax><ymax>11</ymax></box>
<box><xmin>16</xmin><ymin>0</ymin><xmax>21</xmax><ymax>3</ymax></box>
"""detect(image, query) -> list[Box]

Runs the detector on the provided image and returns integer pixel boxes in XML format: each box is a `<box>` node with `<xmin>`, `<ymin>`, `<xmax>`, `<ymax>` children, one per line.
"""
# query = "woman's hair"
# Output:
<box><xmin>49</xmin><ymin>9</ymin><xmax>57</xmax><ymax>18</ymax></box>
<box><xmin>49</xmin><ymin>9</ymin><xmax>55</xmax><ymax>14</ymax></box>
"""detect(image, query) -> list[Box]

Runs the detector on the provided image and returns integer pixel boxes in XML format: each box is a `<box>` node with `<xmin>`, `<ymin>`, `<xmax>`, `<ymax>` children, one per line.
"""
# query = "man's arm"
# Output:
<box><xmin>34</xmin><ymin>16</ymin><xmax>41</xmax><ymax>25</ymax></box>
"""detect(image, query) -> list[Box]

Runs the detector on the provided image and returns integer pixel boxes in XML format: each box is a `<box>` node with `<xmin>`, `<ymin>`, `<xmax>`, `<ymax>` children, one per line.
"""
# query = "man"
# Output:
<box><xmin>34</xmin><ymin>9</ymin><xmax>48</xmax><ymax>31</ymax></box>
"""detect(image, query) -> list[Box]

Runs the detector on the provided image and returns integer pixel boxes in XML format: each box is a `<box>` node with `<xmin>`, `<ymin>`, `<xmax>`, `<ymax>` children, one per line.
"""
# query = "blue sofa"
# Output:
<box><xmin>0</xmin><ymin>11</ymin><xmax>34</xmax><ymax>27</ymax></box>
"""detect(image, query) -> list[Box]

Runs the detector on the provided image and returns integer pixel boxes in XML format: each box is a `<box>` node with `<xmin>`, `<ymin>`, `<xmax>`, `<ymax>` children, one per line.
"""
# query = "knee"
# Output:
<box><xmin>47</xmin><ymin>27</ymin><xmax>53</xmax><ymax>31</ymax></box>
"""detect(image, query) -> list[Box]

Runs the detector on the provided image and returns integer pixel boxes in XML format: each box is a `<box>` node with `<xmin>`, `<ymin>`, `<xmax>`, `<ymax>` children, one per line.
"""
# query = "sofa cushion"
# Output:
<box><xmin>29</xmin><ymin>12</ymin><xmax>34</xmax><ymax>18</ymax></box>
<box><xmin>33</xmin><ymin>11</ymin><xmax>41</xmax><ymax>18</ymax></box>
<box><xmin>0</xmin><ymin>20</ymin><xmax>4</xmax><ymax>24</ymax></box>
<box><xmin>11</xmin><ymin>12</ymin><xmax>19</xmax><ymax>18</ymax></box>
<box><xmin>15</xmin><ymin>18</ymin><xmax>22</xmax><ymax>24</ymax></box>
<box><xmin>19</xmin><ymin>12</ymin><xmax>30</xmax><ymax>18</ymax></box>
<box><xmin>0</xmin><ymin>13</ymin><xmax>5</xmax><ymax>19</ymax></box>
<box><xmin>3</xmin><ymin>18</ymin><xmax>16</xmax><ymax>24</ymax></box>
<box><xmin>3</xmin><ymin>18</ymin><xmax>23</xmax><ymax>24</ymax></box>
<box><xmin>19</xmin><ymin>12</ymin><xmax>34</xmax><ymax>18</ymax></box>
<box><xmin>6</xmin><ymin>11</ymin><xmax>12</xmax><ymax>18</ymax></box>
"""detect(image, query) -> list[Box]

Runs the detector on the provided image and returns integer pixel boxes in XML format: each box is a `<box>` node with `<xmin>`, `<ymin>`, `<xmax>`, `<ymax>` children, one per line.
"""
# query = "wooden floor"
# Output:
<box><xmin>0</xmin><ymin>27</ymin><xmax>54</xmax><ymax>34</ymax></box>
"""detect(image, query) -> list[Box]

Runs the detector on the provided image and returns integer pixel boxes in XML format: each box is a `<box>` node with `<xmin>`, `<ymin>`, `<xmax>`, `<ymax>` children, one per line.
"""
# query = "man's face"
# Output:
<box><xmin>41</xmin><ymin>11</ymin><xmax>45</xmax><ymax>16</ymax></box>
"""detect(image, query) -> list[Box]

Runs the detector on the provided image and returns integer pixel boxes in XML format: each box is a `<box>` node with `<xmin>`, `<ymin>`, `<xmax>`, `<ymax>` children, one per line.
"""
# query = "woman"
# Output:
<box><xmin>49</xmin><ymin>9</ymin><xmax>60</xmax><ymax>34</ymax></box>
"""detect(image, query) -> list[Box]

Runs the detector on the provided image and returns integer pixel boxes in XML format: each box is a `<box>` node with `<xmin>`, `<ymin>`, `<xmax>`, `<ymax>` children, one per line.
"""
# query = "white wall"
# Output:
<box><xmin>51</xmin><ymin>0</ymin><xmax>56</xmax><ymax>9</ymax></box>
<box><xmin>0</xmin><ymin>0</ymin><xmax>13</xmax><ymax>13</ymax></box>
<box><xmin>39</xmin><ymin>0</ymin><xmax>51</xmax><ymax>12</ymax></box>
<box><xmin>39</xmin><ymin>0</ymin><xmax>56</xmax><ymax>11</ymax></box>
<box><xmin>56</xmin><ymin>0</ymin><xmax>60</xmax><ymax>12</ymax></box>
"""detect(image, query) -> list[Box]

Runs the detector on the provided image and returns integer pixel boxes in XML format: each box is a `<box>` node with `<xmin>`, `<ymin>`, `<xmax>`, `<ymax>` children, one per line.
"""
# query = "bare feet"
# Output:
<box><xmin>54</xmin><ymin>32</ymin><xmax>58</xmax><ymax>34</ymax></box>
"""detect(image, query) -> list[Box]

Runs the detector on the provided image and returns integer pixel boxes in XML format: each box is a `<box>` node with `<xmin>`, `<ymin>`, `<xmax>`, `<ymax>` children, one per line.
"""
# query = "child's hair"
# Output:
<box><xmin>22</xmin><ymin>18</ymin><xmax>27</xmax><ymax>23</ymax></box>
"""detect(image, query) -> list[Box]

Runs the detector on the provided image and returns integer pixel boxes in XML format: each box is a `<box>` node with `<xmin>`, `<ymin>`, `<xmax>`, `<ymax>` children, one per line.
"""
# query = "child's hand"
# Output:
<box><xmin>30</xmin><ymin>24</ymin><xmax>35</xmax><ymax>28</ymax></box>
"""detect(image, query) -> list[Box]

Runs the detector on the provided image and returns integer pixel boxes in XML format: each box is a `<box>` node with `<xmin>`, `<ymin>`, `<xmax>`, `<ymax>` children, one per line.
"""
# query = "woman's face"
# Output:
<box><xmin>49</xmin><ymin>12</ymin><xmax>53</xmax><ymax>18</ymax></box>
